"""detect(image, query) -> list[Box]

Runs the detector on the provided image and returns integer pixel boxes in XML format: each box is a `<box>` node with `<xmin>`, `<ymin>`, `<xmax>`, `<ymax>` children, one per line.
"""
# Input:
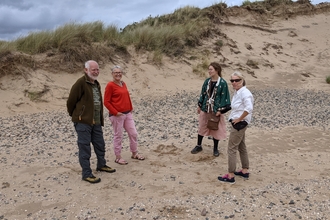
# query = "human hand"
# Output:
<box><xmin>116</xmin><ymin>112</ymin><xmax>123</xmax><ymax>116</ymax></box>
<box><xmin>231</xmin><ymin>118</ymin><xmax>241</xmax><ymax>124</ymax></box>
<box><xmin>197</xmin><ymin>107</ymin><xmax>201</xmax><ymax>114</ymax></box>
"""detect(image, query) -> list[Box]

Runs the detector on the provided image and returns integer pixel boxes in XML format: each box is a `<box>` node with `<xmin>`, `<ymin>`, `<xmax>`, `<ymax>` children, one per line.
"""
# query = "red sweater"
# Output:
<box><xmin>104</xmin><ymin>81</ymin><xmax>133</xmax><ymax>116</ymax></box>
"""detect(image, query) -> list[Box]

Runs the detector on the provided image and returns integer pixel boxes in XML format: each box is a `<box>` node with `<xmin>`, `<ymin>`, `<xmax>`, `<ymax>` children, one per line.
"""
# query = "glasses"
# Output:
<box><xmin>113</xmin><ymin>72</ymin><xmax>122</xmax><ymax>74</ymax></box>
<box><xmin>230</xmin><ymin>79</ymin><xmax>242</xmax><ymax>83</ymax></box>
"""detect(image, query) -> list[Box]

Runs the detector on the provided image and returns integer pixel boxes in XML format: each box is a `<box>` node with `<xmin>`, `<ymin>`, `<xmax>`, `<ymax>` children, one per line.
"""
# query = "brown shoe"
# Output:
<box><xmin>96</xmin><ymin>165</ymin><xmax>116</xmax><ymax>173</ymax></box>
<box><xmin>83</xmin><ymin>175</ymin><xmax>101</xmax><ymax>184</ymax></box>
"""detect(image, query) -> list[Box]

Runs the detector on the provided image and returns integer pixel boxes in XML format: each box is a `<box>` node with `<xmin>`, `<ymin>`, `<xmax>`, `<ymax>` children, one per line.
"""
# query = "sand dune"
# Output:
<box><xmin>0</xmin><ymin>4</ymin><xmax>330</xmax><ymax>220</ymax></box>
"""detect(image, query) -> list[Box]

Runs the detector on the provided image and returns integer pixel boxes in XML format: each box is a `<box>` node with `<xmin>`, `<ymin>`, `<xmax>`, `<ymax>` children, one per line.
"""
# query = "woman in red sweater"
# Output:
<box><xmin>104</xmin><ymin>65</ymin><xmax>145</xmax><ymax>165</ymax></box>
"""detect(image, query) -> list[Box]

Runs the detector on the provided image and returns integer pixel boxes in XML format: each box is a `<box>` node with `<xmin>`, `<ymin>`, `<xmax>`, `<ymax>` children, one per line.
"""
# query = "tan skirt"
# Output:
<box><xmin>198</xmin><ymin>111</ymin><xmax>227</xmax><ymax>140</ymax></box>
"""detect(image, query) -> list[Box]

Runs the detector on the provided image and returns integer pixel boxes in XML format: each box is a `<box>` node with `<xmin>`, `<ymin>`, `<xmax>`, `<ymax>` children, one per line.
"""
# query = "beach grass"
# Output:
<box><xmin>0</xmin><ymin>0</ymin><xmax>319</xmax><ymax>76</ymax></box>
<box><xmin>326</xmin><ymin>75</ymin><xmax>330</xmax><ymax>84</ymax></box>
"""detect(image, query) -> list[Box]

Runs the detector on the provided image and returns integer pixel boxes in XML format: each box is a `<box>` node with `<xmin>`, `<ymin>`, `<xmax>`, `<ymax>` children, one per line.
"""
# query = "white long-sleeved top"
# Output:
<box><xmin>229</xmin><ymin>86</ymin><xmax>254</xmax><ymax>124</ymax></box>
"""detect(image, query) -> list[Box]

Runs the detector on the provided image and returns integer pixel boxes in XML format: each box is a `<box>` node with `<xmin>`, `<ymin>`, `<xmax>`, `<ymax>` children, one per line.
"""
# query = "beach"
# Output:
<box><xmin>1</xmin><ymin>4</ymin><xmax>330</xmax><ymax>220</ymax></box>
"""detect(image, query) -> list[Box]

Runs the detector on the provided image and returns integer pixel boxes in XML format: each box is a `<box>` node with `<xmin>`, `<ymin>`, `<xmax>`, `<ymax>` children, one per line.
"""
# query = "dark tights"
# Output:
<box><xmin>197</xmin><ymin>134</ymin><xmax>219</xmax><ymax>150</ymax></box>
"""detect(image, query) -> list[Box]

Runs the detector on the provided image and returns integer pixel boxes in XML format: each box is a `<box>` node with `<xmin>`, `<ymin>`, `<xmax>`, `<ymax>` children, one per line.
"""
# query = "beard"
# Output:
<box><xmin>87</xmin><ymin>71</ymin><xmax>98</xmax><ymax>81</ymax></box>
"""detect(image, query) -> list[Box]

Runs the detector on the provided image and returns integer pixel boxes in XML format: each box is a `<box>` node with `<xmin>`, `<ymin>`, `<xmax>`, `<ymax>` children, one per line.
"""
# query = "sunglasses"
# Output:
<box><xmin>230</xmin><ymin>79</ymin><xmax>242</xmax><ymax>83</ymax></box>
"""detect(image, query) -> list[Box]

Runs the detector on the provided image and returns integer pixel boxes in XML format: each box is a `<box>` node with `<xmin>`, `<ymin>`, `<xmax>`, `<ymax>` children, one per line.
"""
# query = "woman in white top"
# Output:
<box><xmin>218</xmin><ymin>71</ymin><xmax>254</xmax><ymax>184</ymax></box>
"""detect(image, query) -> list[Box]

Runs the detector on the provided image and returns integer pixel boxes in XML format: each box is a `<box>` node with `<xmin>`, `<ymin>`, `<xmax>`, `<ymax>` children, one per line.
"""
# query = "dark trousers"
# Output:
<box><xmin>74</xmin><ymin>123</ymin><xmax>106</xmax><ymax>178</ymax></box>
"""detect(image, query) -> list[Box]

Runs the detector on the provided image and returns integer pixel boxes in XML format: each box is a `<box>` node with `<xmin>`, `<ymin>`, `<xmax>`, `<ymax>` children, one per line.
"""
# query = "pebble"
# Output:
<box><xmin>0</xmin><ymin>88</ymin><xmax>329</xmax><ymax>219</ymax></box>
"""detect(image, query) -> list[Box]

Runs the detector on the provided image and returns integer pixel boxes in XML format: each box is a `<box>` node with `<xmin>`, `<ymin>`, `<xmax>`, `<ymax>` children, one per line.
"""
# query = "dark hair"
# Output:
<box><xmin>209</xmin><ymin>62</ymin><xmax>222</xmax><ymax>77</ymax></box>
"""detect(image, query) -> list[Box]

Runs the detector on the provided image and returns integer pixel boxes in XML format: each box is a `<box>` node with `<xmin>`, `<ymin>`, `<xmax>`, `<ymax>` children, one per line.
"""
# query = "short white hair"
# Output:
<box><xmin>85</xmin><ymin>60</ymin><xmax>98</xmax><ymax>69</ymax></box>
<box><xmin>111</xmin><ymin>65</ymin><xmax>122</xmax><ymax>72</ymax></box>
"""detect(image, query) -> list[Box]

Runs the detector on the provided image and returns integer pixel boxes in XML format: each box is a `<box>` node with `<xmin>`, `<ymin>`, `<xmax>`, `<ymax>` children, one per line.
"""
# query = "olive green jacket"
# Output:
<box><xmin>198</xmin><ymin>77</ymin><xmax>231</xmax><ymax>113</ymax></box>
<box><xmin>67</xmin><ymin>74</ymin><xmax>104</xmax><ymax>126</ymax></box>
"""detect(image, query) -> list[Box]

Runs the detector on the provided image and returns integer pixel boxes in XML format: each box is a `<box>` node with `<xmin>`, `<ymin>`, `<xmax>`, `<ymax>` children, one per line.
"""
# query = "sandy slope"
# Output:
<box><xmin>0</xmin><ymin>8</ymin><xmax>330</xmax><ymax>220</ymax></box>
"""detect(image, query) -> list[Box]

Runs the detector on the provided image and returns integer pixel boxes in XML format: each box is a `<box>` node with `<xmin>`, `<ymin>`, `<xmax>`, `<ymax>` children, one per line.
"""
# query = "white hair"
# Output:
<box><xmin>111</xmin><ymin>65</ymin><xmax>122</xmax><ymax>72</ymax></box>
<box><xmin>85</xmin><ymin>60</ymin><xmax>98</xmax><ymax>70</ymax></box>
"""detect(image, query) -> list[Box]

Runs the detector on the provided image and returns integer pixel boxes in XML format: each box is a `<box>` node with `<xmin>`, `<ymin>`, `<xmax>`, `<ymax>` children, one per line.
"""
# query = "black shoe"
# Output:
<box><xmin>96</xmin><ymin>165</ymin><xmax>116</xmax><ymax>173</ymax></box>
<box><xmin>218</xmin><ymin>174</ymin><xmax>235</xmax><ymax>184</ymax></box>
<box><xmin>83</xmin><ymin>175</ymin><xmax>101</xmax><ymax>184</ymax></box>
<box><xmin>234</xmin><ymin>170</ymin><xmax>249</xmax><ymax>179</ymax></box>
<box><xmin>191</xmin><ymin>145</ymin><xmax>203</xmax><ymax>154</ymax></box>
<box><xmin>213</xmin><ymin>148</ymin><xmax>219</xmax><ymax>157</ymax></box>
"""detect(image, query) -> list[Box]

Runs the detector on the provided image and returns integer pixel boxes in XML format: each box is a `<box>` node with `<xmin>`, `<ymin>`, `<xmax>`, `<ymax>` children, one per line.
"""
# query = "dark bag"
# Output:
<box><xmin>207</xmin><ymin>112</ymin><xmax>220</xmax><ymax>130</ymax></box>
<box><xmin>219</xmin><ymin>104</ymin><xmax>232</xmax><ymax>114</ymax></box>
<box><xmin>230</xmin><ymin>119</ymin><xmax>248</xmax><ymax>131</ymax></box>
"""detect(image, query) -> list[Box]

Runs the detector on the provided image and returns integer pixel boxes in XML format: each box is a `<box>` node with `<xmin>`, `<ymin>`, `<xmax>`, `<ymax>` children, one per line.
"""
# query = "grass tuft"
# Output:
<box><xmin>24</xmin><ymin>85</ymin><xmax>50</xmax><ymax>102</ymax></box>
<box><xmin>326</xmin><ymin>75</ymin><xmax>330</xmax><ymax>84</ymax></box>
<box><xmin>0</xmin><ymin>0</ymin><xmax>319</xmax><ymax>76</ymax></box>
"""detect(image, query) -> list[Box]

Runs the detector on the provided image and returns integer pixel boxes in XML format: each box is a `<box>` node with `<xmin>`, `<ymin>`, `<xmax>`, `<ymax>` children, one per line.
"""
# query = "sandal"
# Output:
<box><xmin>115</xmin><ymin>158</ymin><xmax>128</xmax><ymax>165</ymax></box>
<box><xmin>131</xmin><ymin>154</ymin><xmax>145</xmax><ymax>160</ymax></box>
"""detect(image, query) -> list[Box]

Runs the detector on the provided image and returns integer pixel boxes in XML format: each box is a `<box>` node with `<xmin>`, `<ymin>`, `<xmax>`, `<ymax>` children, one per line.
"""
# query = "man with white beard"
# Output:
<box><xmin>67</xmin><ymin>60</ymin><xmax>116</xmax><ymax>184</ymax></box>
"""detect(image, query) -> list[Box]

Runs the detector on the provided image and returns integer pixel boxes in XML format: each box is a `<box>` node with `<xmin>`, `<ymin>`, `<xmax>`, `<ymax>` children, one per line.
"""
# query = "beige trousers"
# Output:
<box><xmin>227</xmin><ymin>126</ymin><xmax>249</xmax><ymax>173</ymax></box>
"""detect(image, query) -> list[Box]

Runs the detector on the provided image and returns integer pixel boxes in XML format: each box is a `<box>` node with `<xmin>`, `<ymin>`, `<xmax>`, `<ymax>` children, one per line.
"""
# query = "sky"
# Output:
<box><xmin>0</xmin><ymin>0</ymin><xmax>327</xmax><ymax>41</ymax></box>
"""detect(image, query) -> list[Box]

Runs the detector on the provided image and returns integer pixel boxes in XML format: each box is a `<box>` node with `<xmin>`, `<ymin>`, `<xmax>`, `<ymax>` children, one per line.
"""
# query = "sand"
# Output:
<box><xmin>0</xmin><ymin>5</ymin><xmax>330</xmax><ymax>220</ymax></box>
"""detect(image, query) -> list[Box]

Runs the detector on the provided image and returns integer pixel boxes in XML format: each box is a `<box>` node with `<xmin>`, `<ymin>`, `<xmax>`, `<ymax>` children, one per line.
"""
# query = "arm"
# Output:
<box><xmin>104</xmin><ymin>82</ymin><xmax>119</xmax><ymax>116</ymax></box>
<box><xmin>197</xmin><ymin>79</ymin><xmax>209</xmax><ymax>113</ymax></box>
<box><xmin>232</xmin><ymin>111</ymin><xmax>249</xmax><ymax>124</ymax></box>
<box><xmin>214</xmin><ymin>79</ymin><xmax>231</xmax><ymax>115</ymax></box>
<box><xmin>125</xmin><ymin>82</ymin><xmax>134</xmax><ymax>112</ymax></box>
<box><xmin>243</xmin><ymin>92</ymin><xmax>254</xmax><ymax>115</ymax></box>
<box><xmin>232</xmin><ymin>91</ymin><xmax>253</xmax><ymax>124</ymax></box>
<box><xmin>123</xmin><ymin>82</ymin><xmax>134</xmax><ymax>112</ymax></box>
<box><xmin>67</xmin><ymin>80</ymin><xmax>83</xmax><ymax>116</ymax></box>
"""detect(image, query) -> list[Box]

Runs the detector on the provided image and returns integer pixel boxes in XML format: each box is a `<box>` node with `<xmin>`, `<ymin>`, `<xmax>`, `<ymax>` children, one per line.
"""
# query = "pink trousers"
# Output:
<box><xmin>109</xmin><ymin>112</ymin><xmax>138</xmax><ymax>156</ymax></box>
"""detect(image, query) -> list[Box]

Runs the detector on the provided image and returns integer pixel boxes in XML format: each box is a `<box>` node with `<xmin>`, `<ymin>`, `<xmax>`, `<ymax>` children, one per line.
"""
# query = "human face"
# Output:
<box><xmin>112</xmin><ymin>68</ymin><xmax>122</xmax><ymax>81</ymax></box>
<box><xmin>85</xmin><ymin>61</ymin><xmax>99</xmax><ymax>81</ymax></box>
<box><xmin>208</xmin><ymin>65</ymin><xmax>218</xmax><ymax>78</ymax></box>
<box><xmin>230</xmin><ymin>76</ymin><xmax>243</xmax><ymax>91</ymax></box>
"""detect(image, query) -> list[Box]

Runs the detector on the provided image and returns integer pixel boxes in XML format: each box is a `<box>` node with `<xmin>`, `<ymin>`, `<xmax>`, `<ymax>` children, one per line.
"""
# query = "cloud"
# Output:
<box><xmin>0</xmin><ymin>0</ymin><xmax>328</xmax><ymax>41</ymax></box>
<box><xmin>0</xmin><ymin>0</ymin><xmax>221</xmax><ymax>41</ymax></box>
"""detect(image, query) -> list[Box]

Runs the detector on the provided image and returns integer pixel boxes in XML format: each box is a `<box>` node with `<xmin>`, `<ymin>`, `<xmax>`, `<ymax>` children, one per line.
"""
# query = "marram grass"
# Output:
<box><xmin>326</xmin><ymin>75</ymin><xmax>330</xmax><ymax>84</ymax></box>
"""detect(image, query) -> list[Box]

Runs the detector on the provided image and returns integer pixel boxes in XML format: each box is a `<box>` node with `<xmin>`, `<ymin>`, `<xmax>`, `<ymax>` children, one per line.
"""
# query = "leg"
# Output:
<box><xmin>191</xmin><ymin>134</ymin><xmax>204</xmax><ymax>154</ymax></box>
<box><xmin>74</xmin><ymin>123</ymin><xmax>93</xmax><ymax>179</ymax></box>
<box><xmin>238</xmin><ymin>127</ymin><xmax>249</xmax><ymax>171</ymax></box>
<box><xmin>124</xmin><ymin>113</ymin><xmax>145</xmax><ymax>160</ymax></box>
<box><xmin>197</xmin><ymin>134</ymin><xmax>204</xmax><ymax>146</ymax></box>
<box><xmin>218</xmin><ymin>127</ymin><xmax>245</xmax><ymax>184</ymax></box>
<box><xmin>91</xmin><ymin>124</ymin><xmax>106</xmax><ymax>169</ymax></box>
<box><xmin>109</xmin><ymin>115</ymin><xmax>125</xmax><ymax>159</ymax></box>
<box><xmin>213</xmin><ymin>138</ymin><xmax>219</xmax><ymax>157</ymax></box>
<box><xmin>192</xmin><ymin>112</ymin><xmax>207</xmax><ymax>154</ymax></box>
<box><xmin>227</xmin><ymin>127</ymin><xmax>245</xmax><ymax>175</ymax></box>
<box><xmin>210</xmin><ymin>114</ymin><xmax>227</xmax><ymax>141</ymax></box>
<box><xmin>123</xmin><ymin>113</ymin><xmax>138</xmax><ymax>154</ymax></box>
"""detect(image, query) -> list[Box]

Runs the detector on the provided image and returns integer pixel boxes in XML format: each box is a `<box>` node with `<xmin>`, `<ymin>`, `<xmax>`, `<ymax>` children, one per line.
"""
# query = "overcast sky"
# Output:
<box><xmin>0</xmin><ymin>0</ymin><xmax>327</xmax><ymax>41</ymax></box>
